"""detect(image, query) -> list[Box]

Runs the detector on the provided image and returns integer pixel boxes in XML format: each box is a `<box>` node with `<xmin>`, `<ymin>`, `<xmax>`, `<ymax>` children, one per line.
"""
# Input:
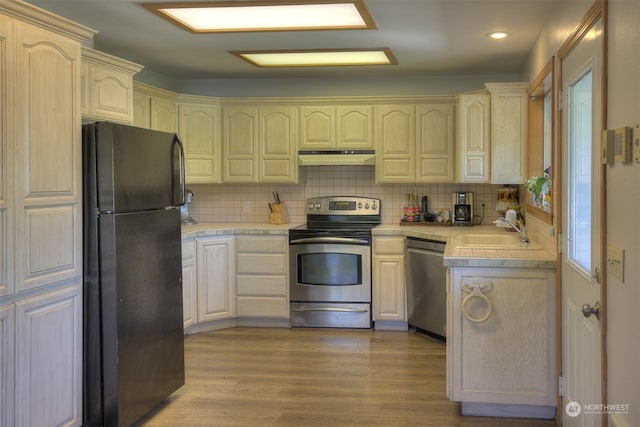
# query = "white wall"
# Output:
<box><xmin>603</xmin><ymin>2</ymin><xmax>640</xmax><ymax>427</ymax></box>
<box><xmin>525</xmin><ymin>2</ymin><xmax>640</xmax><ymax>426</ymax></box>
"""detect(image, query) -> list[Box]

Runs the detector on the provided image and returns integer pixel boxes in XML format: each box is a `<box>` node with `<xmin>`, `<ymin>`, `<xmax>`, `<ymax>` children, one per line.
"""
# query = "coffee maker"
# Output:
<box><xmin>452</xmin><ymin>192</ymin><xmax>473</xmax><ymax>226</ymax></box>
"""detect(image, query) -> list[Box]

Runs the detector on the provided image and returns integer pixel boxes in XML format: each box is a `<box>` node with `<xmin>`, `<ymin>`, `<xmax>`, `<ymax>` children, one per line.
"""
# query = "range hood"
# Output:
<box><xmin>297</xmin><ymin>150</ymin><xmax>376</xmax><ymax>166</ymax></box>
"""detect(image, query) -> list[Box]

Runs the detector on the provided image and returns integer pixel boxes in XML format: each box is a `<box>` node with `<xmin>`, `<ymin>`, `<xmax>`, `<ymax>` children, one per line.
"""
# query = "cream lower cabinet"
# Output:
<box><xmin>448</xmin><ymin>266</ymin><xmax>556</xmax><ymax>418</ymax></box>
<box><xmin>235</xmin><ymin>235</ymin><xmax>288</xmax><ymax>318</ymax></box>
<box><xmin>0</xmin><ymin>6</ymin><xmax>91</xmax><ymax>426</ymax></box>
<box><xmin>372</xmin><ymin>236</ymin><xmax>406</xmax><ymax>328</ymax></box>
<box><xmin>181</xmin><ymin>237</ymin><xmax>197</xmax><ymax>329</ymax></box>
<box><xmin>196</xmin><ymin>236</ymin><xmax>235</xmax><ymax>322</ymax></box>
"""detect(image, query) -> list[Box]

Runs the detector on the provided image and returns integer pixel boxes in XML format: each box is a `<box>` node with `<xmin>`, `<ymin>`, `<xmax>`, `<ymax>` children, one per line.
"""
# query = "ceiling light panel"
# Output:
<box><xmin>143</xmin><ymin>1</ymin><xmax>376</xmax><ymax>33</ymax></box>
<box><xmin>232</xmin><ymin>49</ymin><xmax>397</xmax><ymax>67</ymax></box>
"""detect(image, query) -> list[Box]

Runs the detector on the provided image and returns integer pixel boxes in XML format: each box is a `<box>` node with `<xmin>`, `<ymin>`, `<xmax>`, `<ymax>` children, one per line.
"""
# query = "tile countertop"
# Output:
<box><xmin>182</xmin><ymin>222</ymin><xmax>557</xmax><ymax>268</ymax></box>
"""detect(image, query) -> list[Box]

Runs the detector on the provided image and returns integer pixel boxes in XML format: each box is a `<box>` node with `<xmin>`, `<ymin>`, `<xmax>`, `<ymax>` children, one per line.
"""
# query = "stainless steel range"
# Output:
<box><xmin>289</xmin><ymin>196</ymin><xmax>381</xmax><ymax>328</ymax></box>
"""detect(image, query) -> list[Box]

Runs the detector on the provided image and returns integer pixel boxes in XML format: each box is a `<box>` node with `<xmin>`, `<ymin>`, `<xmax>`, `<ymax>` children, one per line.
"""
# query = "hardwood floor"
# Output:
<box><xmin>134</xmin><ymin>327</ymin><xmax>556</xmax><ymax>427</ymax></box>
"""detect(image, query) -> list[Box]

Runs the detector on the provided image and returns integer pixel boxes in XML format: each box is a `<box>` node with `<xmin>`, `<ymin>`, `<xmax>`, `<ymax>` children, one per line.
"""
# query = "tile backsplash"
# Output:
<box><xmin>188</xmin><ymin>166</ymin><xmax>517</xmax><ymax>225</ymax></box>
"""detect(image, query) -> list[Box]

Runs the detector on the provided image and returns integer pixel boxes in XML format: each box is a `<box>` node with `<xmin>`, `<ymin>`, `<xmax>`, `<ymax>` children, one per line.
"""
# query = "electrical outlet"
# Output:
<box><xmin>242</xmin><ymin>200</ymin><xmax>252</xmax><ymax>214</ymax></box>
<box><xmin>607</xmin><ymin>243</ymin><xmax>625</xmax><ymax>282</ymax></box>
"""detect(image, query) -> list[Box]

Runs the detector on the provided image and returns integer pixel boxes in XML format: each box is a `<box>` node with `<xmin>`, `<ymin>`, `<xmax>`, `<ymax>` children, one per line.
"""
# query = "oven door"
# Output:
<box><xmin>289</xmin><ymin>238</ymin><xmax>371</xmax><ymax>303</ymax></box>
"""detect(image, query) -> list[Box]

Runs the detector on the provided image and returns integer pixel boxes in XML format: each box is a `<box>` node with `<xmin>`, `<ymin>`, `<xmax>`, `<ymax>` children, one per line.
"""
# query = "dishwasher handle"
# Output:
<box><xmin>405</xmin><ymin>237</ymin><xmax>446</xmax><ymax>253</ymax></box>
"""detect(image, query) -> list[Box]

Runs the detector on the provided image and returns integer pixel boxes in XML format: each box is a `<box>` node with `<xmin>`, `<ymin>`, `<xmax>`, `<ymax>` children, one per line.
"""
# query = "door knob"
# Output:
<box><xmin>581</xmin><ymin>301</ymin><xmax>601</xmax><ymax>321</ymax></box>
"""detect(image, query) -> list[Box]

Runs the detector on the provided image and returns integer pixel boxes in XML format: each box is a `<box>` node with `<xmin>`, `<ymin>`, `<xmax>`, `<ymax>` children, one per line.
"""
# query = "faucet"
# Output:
<box><xmin>494</xmin><ymin>210</ymin><xmax>530</xmax><ymax>244</ymax></box>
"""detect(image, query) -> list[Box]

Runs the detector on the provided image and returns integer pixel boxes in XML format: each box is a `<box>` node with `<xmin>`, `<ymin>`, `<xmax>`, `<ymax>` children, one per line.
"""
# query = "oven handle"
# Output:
<box><xmin>291</xmin><ymin>307</ymin><xmax>369</xmax><ymax>313</ymax></box>
<box><xmin>289</xmin><ymin>237</ymin><xmax>369</xmax><ymax>245</ymax></box>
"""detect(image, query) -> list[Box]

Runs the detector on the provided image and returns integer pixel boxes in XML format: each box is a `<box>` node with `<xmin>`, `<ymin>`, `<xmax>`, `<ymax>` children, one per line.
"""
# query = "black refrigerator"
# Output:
<box><xmin>82</xmin><ymin>122</ymin><xmax>186</xmax><ymax>427</ymax></box>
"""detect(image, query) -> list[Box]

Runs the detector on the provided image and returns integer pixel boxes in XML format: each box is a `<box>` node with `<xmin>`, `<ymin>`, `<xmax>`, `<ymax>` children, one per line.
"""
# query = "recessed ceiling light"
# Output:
<box><xmin>488</xmin><ymin>31</ymin><xmax>509</xmax><ymax>40</ymax></box>
<box><xmin>231</xmin><ymin>48</ymin><xmax>397</xmax><ymax>68</ymax></box>
<box><xmin>143</xmin><ymin>1</ymin><xmax>376</xmax><ymax>33</ymax></box>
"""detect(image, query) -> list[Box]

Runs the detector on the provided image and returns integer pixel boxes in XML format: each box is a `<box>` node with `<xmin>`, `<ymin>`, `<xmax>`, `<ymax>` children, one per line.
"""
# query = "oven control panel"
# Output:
<box><xmin>305</xmin><ymin>196</ymin><xmax>380</xmax><ymax>215</ymax></box>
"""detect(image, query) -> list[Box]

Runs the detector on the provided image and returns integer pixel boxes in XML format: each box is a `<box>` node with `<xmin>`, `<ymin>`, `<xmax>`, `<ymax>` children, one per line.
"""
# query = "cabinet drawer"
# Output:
<box><xmin>237</xmin><ymin>275</ymin><xmax>287</xmax><ymax>296</ymax></box>
<box><xmin>373</xmin><ymin>237</ymin><xmax>405</xmax><ymax>255</ymax></box>
<box><xmin>236</xmin><ymin>236</ymin><xmax>287</xmax><ymax>253</ymax></box>
<box><xmin>237</xmin><ymin>253</ymin><xmax>287</xmax><ymax>274</ymax></box>
<box><xmin>237</xmin><ymin>296</ymin><xmax>288</xmax><ymax>318</ymax></box>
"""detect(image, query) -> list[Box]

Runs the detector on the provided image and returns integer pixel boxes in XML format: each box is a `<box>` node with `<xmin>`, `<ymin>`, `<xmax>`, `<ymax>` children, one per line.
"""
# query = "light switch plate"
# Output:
<box><xmin>607</xmin><ymin>243</ymin><xmax>624</xmax><ymax>282</ymax></box>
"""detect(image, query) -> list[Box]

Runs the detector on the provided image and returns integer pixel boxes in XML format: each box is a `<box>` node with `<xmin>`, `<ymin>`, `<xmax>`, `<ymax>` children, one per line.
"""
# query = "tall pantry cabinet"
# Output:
<box><xmin>0</xmin><ymin>3</ymin><xmax>94</xmax><ymax>427</ymax></box>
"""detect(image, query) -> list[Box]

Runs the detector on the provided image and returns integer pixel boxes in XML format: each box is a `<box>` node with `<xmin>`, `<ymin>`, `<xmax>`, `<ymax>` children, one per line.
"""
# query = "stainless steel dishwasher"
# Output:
<box><xmin>405</xmin><ymin>237</ymin><xmax>447</xmax><ymax>340</ymax></box>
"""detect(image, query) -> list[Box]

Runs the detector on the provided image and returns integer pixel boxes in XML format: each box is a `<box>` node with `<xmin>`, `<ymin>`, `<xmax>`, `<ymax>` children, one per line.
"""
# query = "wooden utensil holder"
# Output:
<box><xmin>269</xmin><ymin>202</ymin><xmax>289</xmax><ymax>224</ymax></box>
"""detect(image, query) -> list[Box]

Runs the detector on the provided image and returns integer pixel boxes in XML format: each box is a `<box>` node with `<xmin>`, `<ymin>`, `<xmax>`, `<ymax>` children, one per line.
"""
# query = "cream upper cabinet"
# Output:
<box><xmin>486</xmin><ymin>83</ymin><xmax>528</xmax><ymax>184</ymax></box>
<box><xmin>0</xmin><ymin>4</ymin><xmax>93</xmax><ymax>426</ymax></box>
<box><xmin>300</xmin><ymin>106</ymin><xmax>334</xmax><ymax>149</ymax></box>
<box><xmin>222</xmin><ymin>106</ymin><xmax>258</xmax><ymax>182</ymax></box>
<box><xmin>259</xmin><ymin>106</ymin><xmax>298</xmax><ymax>182</ymax></box>
<box><xmin>133</xmin><ymin>82</ymin><xmax>177</xmax><ymax>132</ymax></box>
<box><xmin>375</xmin><ymin>104</ymin><xmax>416</xmax><ymax>183</ymax></box>
<box><xmin>223</xmin><ymin>104</ymin><xmax>298</xmax><ymax>183</ymax></box>
<box><xmin>133</xmin><ymin>90</ymin><xmax>151</xmax><ymax>128</ymax></box>
<box><xmin>81</xmin><ymin>47</ymin><xmax>143</xmax><ymax>125</ymax></box>
<box><xmin>300</xmin><ymin>105</ymin><xmax>373</xmax><ymax>150</ymax></box>
<box><xmin>372</xmin><ymin>237</ymin><xmax>406</xmax><ymax>326</ymax></box>
<box><xmin>178</xmin><ymin>98</ymin><xmax>221</xmax><ymax>184</ymax></box>
<box><xmin>416</xmin><ymin>103</ymin><xmax>455</xmax><ymax>183</ymax></box>
<box><xmin>448</xmin><ymin>267</ymin><xmax>556</xmax><ymax>416</ymax></box>
<box><xmin>457</xmin><ymin>94</ymin><xmax>491</xmax><ymax>183</ymax></box>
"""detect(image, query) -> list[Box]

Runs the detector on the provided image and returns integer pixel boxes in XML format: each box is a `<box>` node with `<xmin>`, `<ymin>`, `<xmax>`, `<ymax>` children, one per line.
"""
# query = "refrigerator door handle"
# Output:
<box><xmin>172</xmin><ymin>135</ymin><xmax>186</xmax><ymax>206</ymax></box>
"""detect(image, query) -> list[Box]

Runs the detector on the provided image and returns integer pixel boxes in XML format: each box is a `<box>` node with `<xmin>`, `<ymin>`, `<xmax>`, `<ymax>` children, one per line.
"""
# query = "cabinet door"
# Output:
<box><xmin>15</xmin><ymin>285</ymin><xmax>82</xmax><ymax>427</ymax></box>
<box><xmin>0</xmin><ymin>304</ymin><xmax>14</xmax><ymax>427</ymax></box>
<box><xmin>457</xmin><ymin>94</ymin><xmax>490</xmax><ymax>183</ymax></box>
<box><xmin>375</xmin><ymin>105</ymin><xmax>415</xmax><ymax>183</ymax></box>
<box><xmin>179</xmin><ymin>103</ymin><xmax>220</xmax><ymax>184</ymax></box>
<box><xmin>489</xmin><ymin>88</ymin><xmax>528</xmax><ymax>184</ymax></box>
<box><xmin>450</xmin><ymin>267</ymin><xmax>556</xmax><ymax>406</ymax></box>
<box><xmin>15</xmin><ymin>22</ymin><xmax>82</xmax><ymax>293</ymax></box>
<box><xmin>300</xmin><ymin>106</ymin><xmax>334</xmax><ymax>149</ymax></box>
<box><xmin>181</xmin><ymin>239</ymin><xmax>197</xmax><ymax>329</ymax></box>
<box><xmin>0</xmin><ymin>17</ymin><xmax>13</xmax><ymax>299</ymax></box>
<box><xmin>196</xmin><ymin>237</ymin><xmax>235</xmax><ymax>322</ymax></box>
<box><xmin>132</xmin><ymin>91</ymin><xmax>151</xmax><ymax>129</ymax></box>
<box><xmin>90</xmin><ymin>65</ymin><xmax>134</xmax><ymax>124</ymax></box>
<box><xmin>150</xmin><ymin>96</ymin><xmax>177</xmax><ymax>133</ymax></box>
<box><xmin>260</xmin><ymin>106</ymin><xmax>297</xmax><ymax>183</ymax></box>
<box><xmin>372</xmin><ymin>255</ymin><xmax>406</xmax><ymax>321</ymax></box>
<box><xmin>223</xmin><ymin>107</ymin><xmax>258</xmax><ymax>182</ymax></box>
<box><xmin>336</xmin><ymin>105</ymin><xmax>373</xmax><ymax>149</ymax></box>
<box><xmin>416</xmin><ymin>103</ymin><xmax>454</xmax><ymax>182</ymax></box>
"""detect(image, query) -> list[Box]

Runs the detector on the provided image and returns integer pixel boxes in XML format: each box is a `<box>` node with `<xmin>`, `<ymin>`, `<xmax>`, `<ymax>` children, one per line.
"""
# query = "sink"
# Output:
<box><xmin>457</xmin><ymin>234</ymin><xmax>537</xmax><ymax>249</ymax></box>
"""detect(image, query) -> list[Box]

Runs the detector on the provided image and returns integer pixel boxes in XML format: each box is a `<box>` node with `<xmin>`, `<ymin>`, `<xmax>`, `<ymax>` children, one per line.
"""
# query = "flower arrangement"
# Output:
<box><xmin>525</xmin><ymin>166</ymin><xmax>551</xmax><ymax>208</ymax></box>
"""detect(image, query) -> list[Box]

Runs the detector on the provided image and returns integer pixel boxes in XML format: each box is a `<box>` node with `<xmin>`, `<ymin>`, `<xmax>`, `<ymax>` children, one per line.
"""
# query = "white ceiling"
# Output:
<box><xmin>26</xmin><ymin>0</ymin><xmax>563</xmax><ymax>80</ymax></box>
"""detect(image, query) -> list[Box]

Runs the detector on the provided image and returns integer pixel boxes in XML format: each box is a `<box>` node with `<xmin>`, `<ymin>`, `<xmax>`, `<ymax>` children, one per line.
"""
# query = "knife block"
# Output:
<box><xmin>269</xmin><ymin>202</ymin><xmax>289</xmax><ymax>224</ymax></box>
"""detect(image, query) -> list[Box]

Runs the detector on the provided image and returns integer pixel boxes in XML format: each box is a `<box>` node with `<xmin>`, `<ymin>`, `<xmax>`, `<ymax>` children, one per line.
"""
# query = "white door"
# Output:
<box><xmin>561</xmin><ymin>15</ymin><xmax>604</xmax><ymax>427</ymax></box>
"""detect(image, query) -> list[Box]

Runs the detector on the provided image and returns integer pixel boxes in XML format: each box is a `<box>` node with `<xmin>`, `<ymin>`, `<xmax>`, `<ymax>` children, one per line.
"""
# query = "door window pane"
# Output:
<box><xmin>568</xmin><ymin>68</ymin><xmax>592</xmax><ymax>272</ymax></box>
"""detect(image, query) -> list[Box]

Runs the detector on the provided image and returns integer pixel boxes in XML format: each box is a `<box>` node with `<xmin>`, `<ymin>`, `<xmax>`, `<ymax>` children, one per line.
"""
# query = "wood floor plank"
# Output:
<box><xmin>134</xmin><ymin>327</ymin><xmax>556</xmax><ymax>427</ymax></box>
